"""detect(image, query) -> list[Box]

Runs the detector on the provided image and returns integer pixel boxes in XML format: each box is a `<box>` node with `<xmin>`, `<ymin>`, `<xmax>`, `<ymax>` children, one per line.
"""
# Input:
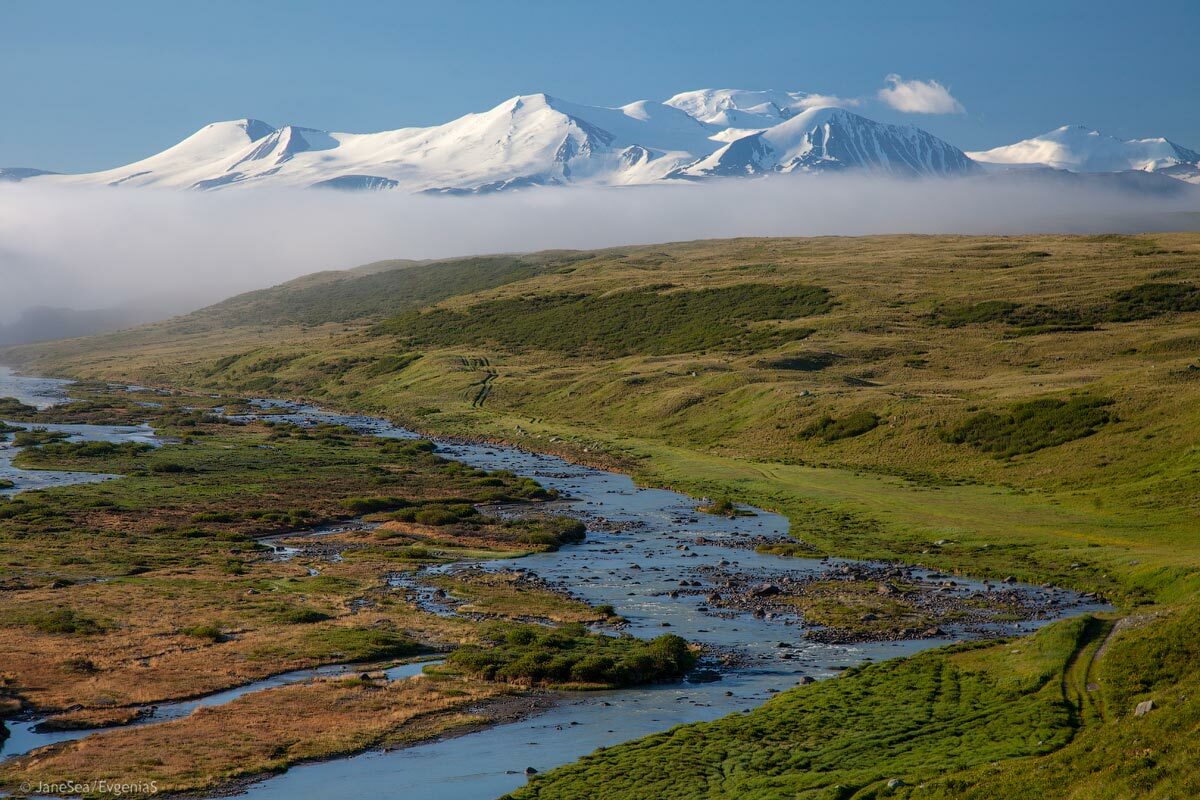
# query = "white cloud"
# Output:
<box><xmin>796</xmin><ymin>93</ymin><xmax>861</xmax><ymax>110</ymax></box>
<box><xmin>877</xmin><ymin>74</ymin><xmax>965</xmax><ymax>114</ymax></box>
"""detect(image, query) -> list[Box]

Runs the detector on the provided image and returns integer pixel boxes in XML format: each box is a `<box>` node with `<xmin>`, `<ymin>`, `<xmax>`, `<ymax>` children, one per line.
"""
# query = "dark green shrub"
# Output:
<box><xmin>342</xmin><ymin>496</ymin><xmax>408</xmax><ymax>515</ymax></box>
<box><xmin>12</xmin><ymin>428</ymin><xmax>71</xmax><ymax>447</ymax></box>
<box><xmin>944</xmin><ymin>396</ymin><xmax>1113</xmax><ymax>457</ymax></box>
<box><xmin>24</xmin><ymin>607</ymin><xmax>111</xmax><ymax>636</ymax></box>
<box><xmin>502</xmin><ymin>516</ymin><xmax>586</xmax><ymax>549</ymax></box>
<box><xmin>446</xmin><ymin>623</ymin><xmax>694</xmax><ymax>688</ymax></box>
<box><xmin>1102</xmin><ymin>282</ymin><xmax>1200</xmax><ymax>322</ymax></box>
<box><xmin>801</xmin><ymin>411</ymin><xmax>881</xmax><ymax>442</ymax></box>
<box><xmin>933</xmin><ymin>300</ymin><xmax>1021</xmax><ymax>327</ymax></box>
<box><xmin>0</xmin><ymin>398</ymin><xmax>37</xmax><ymax>417</ymax></box>
<box><xmin>413</xmin><ymin>506</ymin><xmax>463</xmax><ymax>526</ymax></box>
<box><xmin>301</xmin><ymin>627</ymin><xmax>422</xmax><ymax>661</ymax></box>
<box><xmin>379</xmin><ymin>283</ymin><xmax>832</xmax><ymax>358</ymax></box>
<box><xmin>181</xmin><ymin>623</ymin><xmax>225</xmax><ymax>642</ymax></box>
<box><xmin>273</xmin><ymin>608</ymin><xmax>333</xmax><ymax>625</ymax></box>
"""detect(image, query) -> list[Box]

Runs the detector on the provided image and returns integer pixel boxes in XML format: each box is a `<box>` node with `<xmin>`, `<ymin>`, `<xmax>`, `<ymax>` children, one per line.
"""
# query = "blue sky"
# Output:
<box><xmin>5</xmin><ymin>0</ymin><xmax>1199</xmax><ymax>173</ymax></box>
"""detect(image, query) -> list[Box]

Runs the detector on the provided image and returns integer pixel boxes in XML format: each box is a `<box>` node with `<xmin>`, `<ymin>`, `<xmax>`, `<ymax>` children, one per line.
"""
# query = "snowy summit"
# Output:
<box><xmin>7</xmin><ymin>91</ymin><xmax>1200</xmax><ymax>193</ymax></box>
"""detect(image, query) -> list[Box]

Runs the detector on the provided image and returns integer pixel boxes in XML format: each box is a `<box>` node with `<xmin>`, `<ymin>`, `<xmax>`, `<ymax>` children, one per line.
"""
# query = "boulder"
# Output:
<box><xmin>1134</xmin><ymin>699</ymin><xmax>1155</xmax><ymax>717</ymax></box>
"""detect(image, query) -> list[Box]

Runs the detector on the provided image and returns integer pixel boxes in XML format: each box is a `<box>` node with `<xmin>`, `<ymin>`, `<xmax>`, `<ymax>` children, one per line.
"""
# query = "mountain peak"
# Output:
<box><xmin>969</xmin><ymin>124</ymin><xmax>1200</xmax><ymax>178</ymax></box>
<box><xmin>32</xmin><ymin>89</ymin><xmax>1194</xmax><ymax>192</ymax></box>
<box><xmin>673</xmin><ymin>105</ymin><xmax>976</xmax><ymax>179</ymax></box>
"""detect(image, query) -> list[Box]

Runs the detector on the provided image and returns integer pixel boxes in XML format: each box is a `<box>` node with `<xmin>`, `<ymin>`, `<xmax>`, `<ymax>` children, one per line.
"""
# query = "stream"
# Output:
<box><xmin>224</xmin><ymin>400</ymin><xmax>1106</xmax><ymax>800</ymax></box>
<box><xmin>0</xmin><ymin>373</ymin><xmax>1107</xmax><ymax>799</ymax></box>
<box><xmin>0</xmin><ymin>367</ymin><xmax>158</xmax><ymax>497</ymax></box>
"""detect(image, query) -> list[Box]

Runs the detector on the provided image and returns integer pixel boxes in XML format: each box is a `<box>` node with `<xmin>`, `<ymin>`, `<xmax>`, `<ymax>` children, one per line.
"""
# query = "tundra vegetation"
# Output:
<box><xmin>0</xmin><ymin>388</ymin><xmax>656</xmax><ymax>794</ymax></box>
<box><xmin>7</xmin><ymin>233</ymin><xmax>1200</xmax><ymax>796</ymax></box>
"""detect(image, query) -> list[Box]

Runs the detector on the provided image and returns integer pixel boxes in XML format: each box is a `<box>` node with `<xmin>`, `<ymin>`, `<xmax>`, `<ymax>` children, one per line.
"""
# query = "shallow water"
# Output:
<box><xmin>0</xmin><ymin>369</ymin><xmax>160</xmax><ymax>496</ymax></box>
<box><xmin>0</xmin><ymin>366</ymin><xmax>72</xmax><ymax>410</ymax></box>
<box><xmin>227</xmin><ymin>401</ymin><xmax>1106</xmax><ymax>800</ymax></box>
<box><xmin>0</xmin><ymin>419</ymin><xmax>159</xmax><ymax>497</ymax></box>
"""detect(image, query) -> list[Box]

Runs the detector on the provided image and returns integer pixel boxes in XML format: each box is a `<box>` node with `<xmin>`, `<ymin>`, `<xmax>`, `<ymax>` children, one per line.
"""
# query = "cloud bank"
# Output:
<box><xmin>878</xmin><ymin>74</ymin><xmax>966</xmax><ymax>114</ymax></box>
<box><xmin>0</xmin><ymin>175</ymin><xmax>1195</xmax><ymax>326</ymax></box>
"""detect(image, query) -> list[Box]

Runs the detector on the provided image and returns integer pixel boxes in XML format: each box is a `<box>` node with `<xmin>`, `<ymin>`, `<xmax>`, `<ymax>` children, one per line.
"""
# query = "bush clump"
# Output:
<box><xmin>379</xmin><ymin>283</ymin><xmax>832</xmax><ymax>358</ymax></box>
<box><xmin>343</xmin><ymin>496</ymin><xmax>409</xmax><ymax>515</ymax></box>
<box><xmin>0</xmin><ymin>397</ymin><xmax>38</xmax><ymax>417</ymax></box>
<box><xmin>699</xmin><ymin>497</ymin><xmax>737</xmax><ymax>516</ymax></box>
<box><xmin>24</xmin><ymin>607</ymin><xmax>111</xmax><ymax>636</ymax></box>
<box><xmin>387</xmin><ymin>502</ymin><xmax>478</xmax><ymax>526</ymax></box>
<box><xmin>181</xmin><ymin>623</ymin><xmax>225</xmax><ymax>642</ymax></box>
<box><xmin>944</xmin><ymin>396</ymin><xmax>1113</xmax><ymax>457</ymax></box>
<box><xmin>801</xmin><ymin>411</ymin><xmax>881</xmax><ymax>442</ymax></box>
<box><xmin>932</xmin><ymin>282</ymin><xmax>1200</xmax><ymax>333</ymax></box>
<box><xmin>301</xmin><ymin>627</ymin><xmax>422</xmax><ymax>661</ymax></box>
<box><xmin>37</xmin><ymin>441</ymin><xmax>153</xmax><ymax>458</ymax></box>
<box><xmin>446</xmin><ymin>623</ymin><xmax>695</xmax><ymax>688</ymax></box>
<box><xmin>12</xmin><ymin>428</ymin><xmax>71</xmax><ymax>447</ymax></box>
<box><xmin>273</xmin><ymin>607</ymin><xmax>333</xmax><ymax>625</ymax></box>
<box><xmin>759</xmin><ymin>352</ymin><xmax>843</xmax><ymax>371</ymax></box>
<box><xmin>1102</xmin><ymin>282</ymin><xmax>1200</xmax><ymax>322</ymax></box>
<box><xmin>501</xmin><ymin>515</ymin><xmax>586</xmax><ymax>549</ymax></box>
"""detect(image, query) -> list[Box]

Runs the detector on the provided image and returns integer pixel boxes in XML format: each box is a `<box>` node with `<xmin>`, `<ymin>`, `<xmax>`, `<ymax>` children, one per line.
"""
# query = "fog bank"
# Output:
<box><xmin>1</xmin><ymin>173</ymin><xmax>1197</xmax><ymax>325</ymax></box>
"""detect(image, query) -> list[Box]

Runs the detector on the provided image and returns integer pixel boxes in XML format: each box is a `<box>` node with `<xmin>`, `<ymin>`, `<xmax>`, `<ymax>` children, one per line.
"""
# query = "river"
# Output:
<box><xmin>0</xmin><ymin>372</ymin><xmax>1106</xmax><ymax>799</ymax></box>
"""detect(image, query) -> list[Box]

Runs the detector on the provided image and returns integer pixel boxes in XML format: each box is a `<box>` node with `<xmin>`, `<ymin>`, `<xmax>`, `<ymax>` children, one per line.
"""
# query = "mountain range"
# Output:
<box><xmin>4</xmin><ymin>88</ymin><xmax>1199</xmax><ymax>193</ymax></box>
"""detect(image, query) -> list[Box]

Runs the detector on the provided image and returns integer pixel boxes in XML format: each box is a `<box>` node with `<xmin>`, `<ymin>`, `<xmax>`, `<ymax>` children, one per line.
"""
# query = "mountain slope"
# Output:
<box><xmin>664</xmin><ymin>88</ymin><xmax>829</xmax><ymax>129</ymax></box>
<box><xmin>39</xmin><ymin>95</ymin><xmax>723</xmax><ymax>193</ymax></box>
<box><xmin>24</xmin><ymin>89</ymin><xmax>982</xmax><ymax>193</ymax></box>
<box><xmin>969</xmin><ymin>125</ymin><xmax>1200</xmax><ymax>183</ymax></box>
<box><xmin>23</xmin><ymin>94</ymin><xmax>1196</xmax><ymax>192</ymax></box>
<box><xmin>673</xmin><ymin>107</ymin><xmax>979</xmax><ymax>178</ymax></box>
<box><xmin>0</xmin><ymin>167</ymin><xmax>58</xmax><ymax>182</ymax></box>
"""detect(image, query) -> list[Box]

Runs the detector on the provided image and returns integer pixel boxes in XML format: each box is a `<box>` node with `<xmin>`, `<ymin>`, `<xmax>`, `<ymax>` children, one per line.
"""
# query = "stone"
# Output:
<box><xmin>751</xmin><ymin>582</ymin><xmax>782</xmax><ymax>597</ymax></box>
<box><xmin>887</xmin><ymin>777</ymin><xmax>908</xmax><ymax>789</ymax></box>
<box><xmin>1134</xmin><ymin>699</ymin><xmax>1155</xmax><ymax>717</ymax></box>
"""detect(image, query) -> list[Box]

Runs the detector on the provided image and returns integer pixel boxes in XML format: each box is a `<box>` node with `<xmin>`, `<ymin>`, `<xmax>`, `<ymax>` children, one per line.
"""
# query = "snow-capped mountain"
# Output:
<box><xmin>671</xmin><ymin>107</ymin><xmax>979</xmax><ymax>179</ymax></box>
<box><xmin>14</xmin><ymin>92</ymin><xmax>1196</xmax><ymax>193</ymax></box>
<box><xmin>968</xmin><ymin>125</ymin><xmax>1200</xmax><ymax>183</ymax></box>
<box><xmin>14</xmin><ymin>90</ymin><xmax>978</xmax><ymax>193</ymax></box>
<box><xmin>0</xmin><ymin>167</ymin><xmax>57</xmax><ymax>182</ymax></box>
<box><xmin>664</xmin><ymin>88</ymin><xmax>836</xmax><ymax>130</ymax></box>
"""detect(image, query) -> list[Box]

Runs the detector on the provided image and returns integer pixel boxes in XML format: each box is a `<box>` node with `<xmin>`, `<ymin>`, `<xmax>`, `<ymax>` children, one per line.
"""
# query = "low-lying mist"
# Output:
<box><xmin>1</xmin><ymin>172</ymin><xmax>1196</xmax><ymax>338</ymax></box>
